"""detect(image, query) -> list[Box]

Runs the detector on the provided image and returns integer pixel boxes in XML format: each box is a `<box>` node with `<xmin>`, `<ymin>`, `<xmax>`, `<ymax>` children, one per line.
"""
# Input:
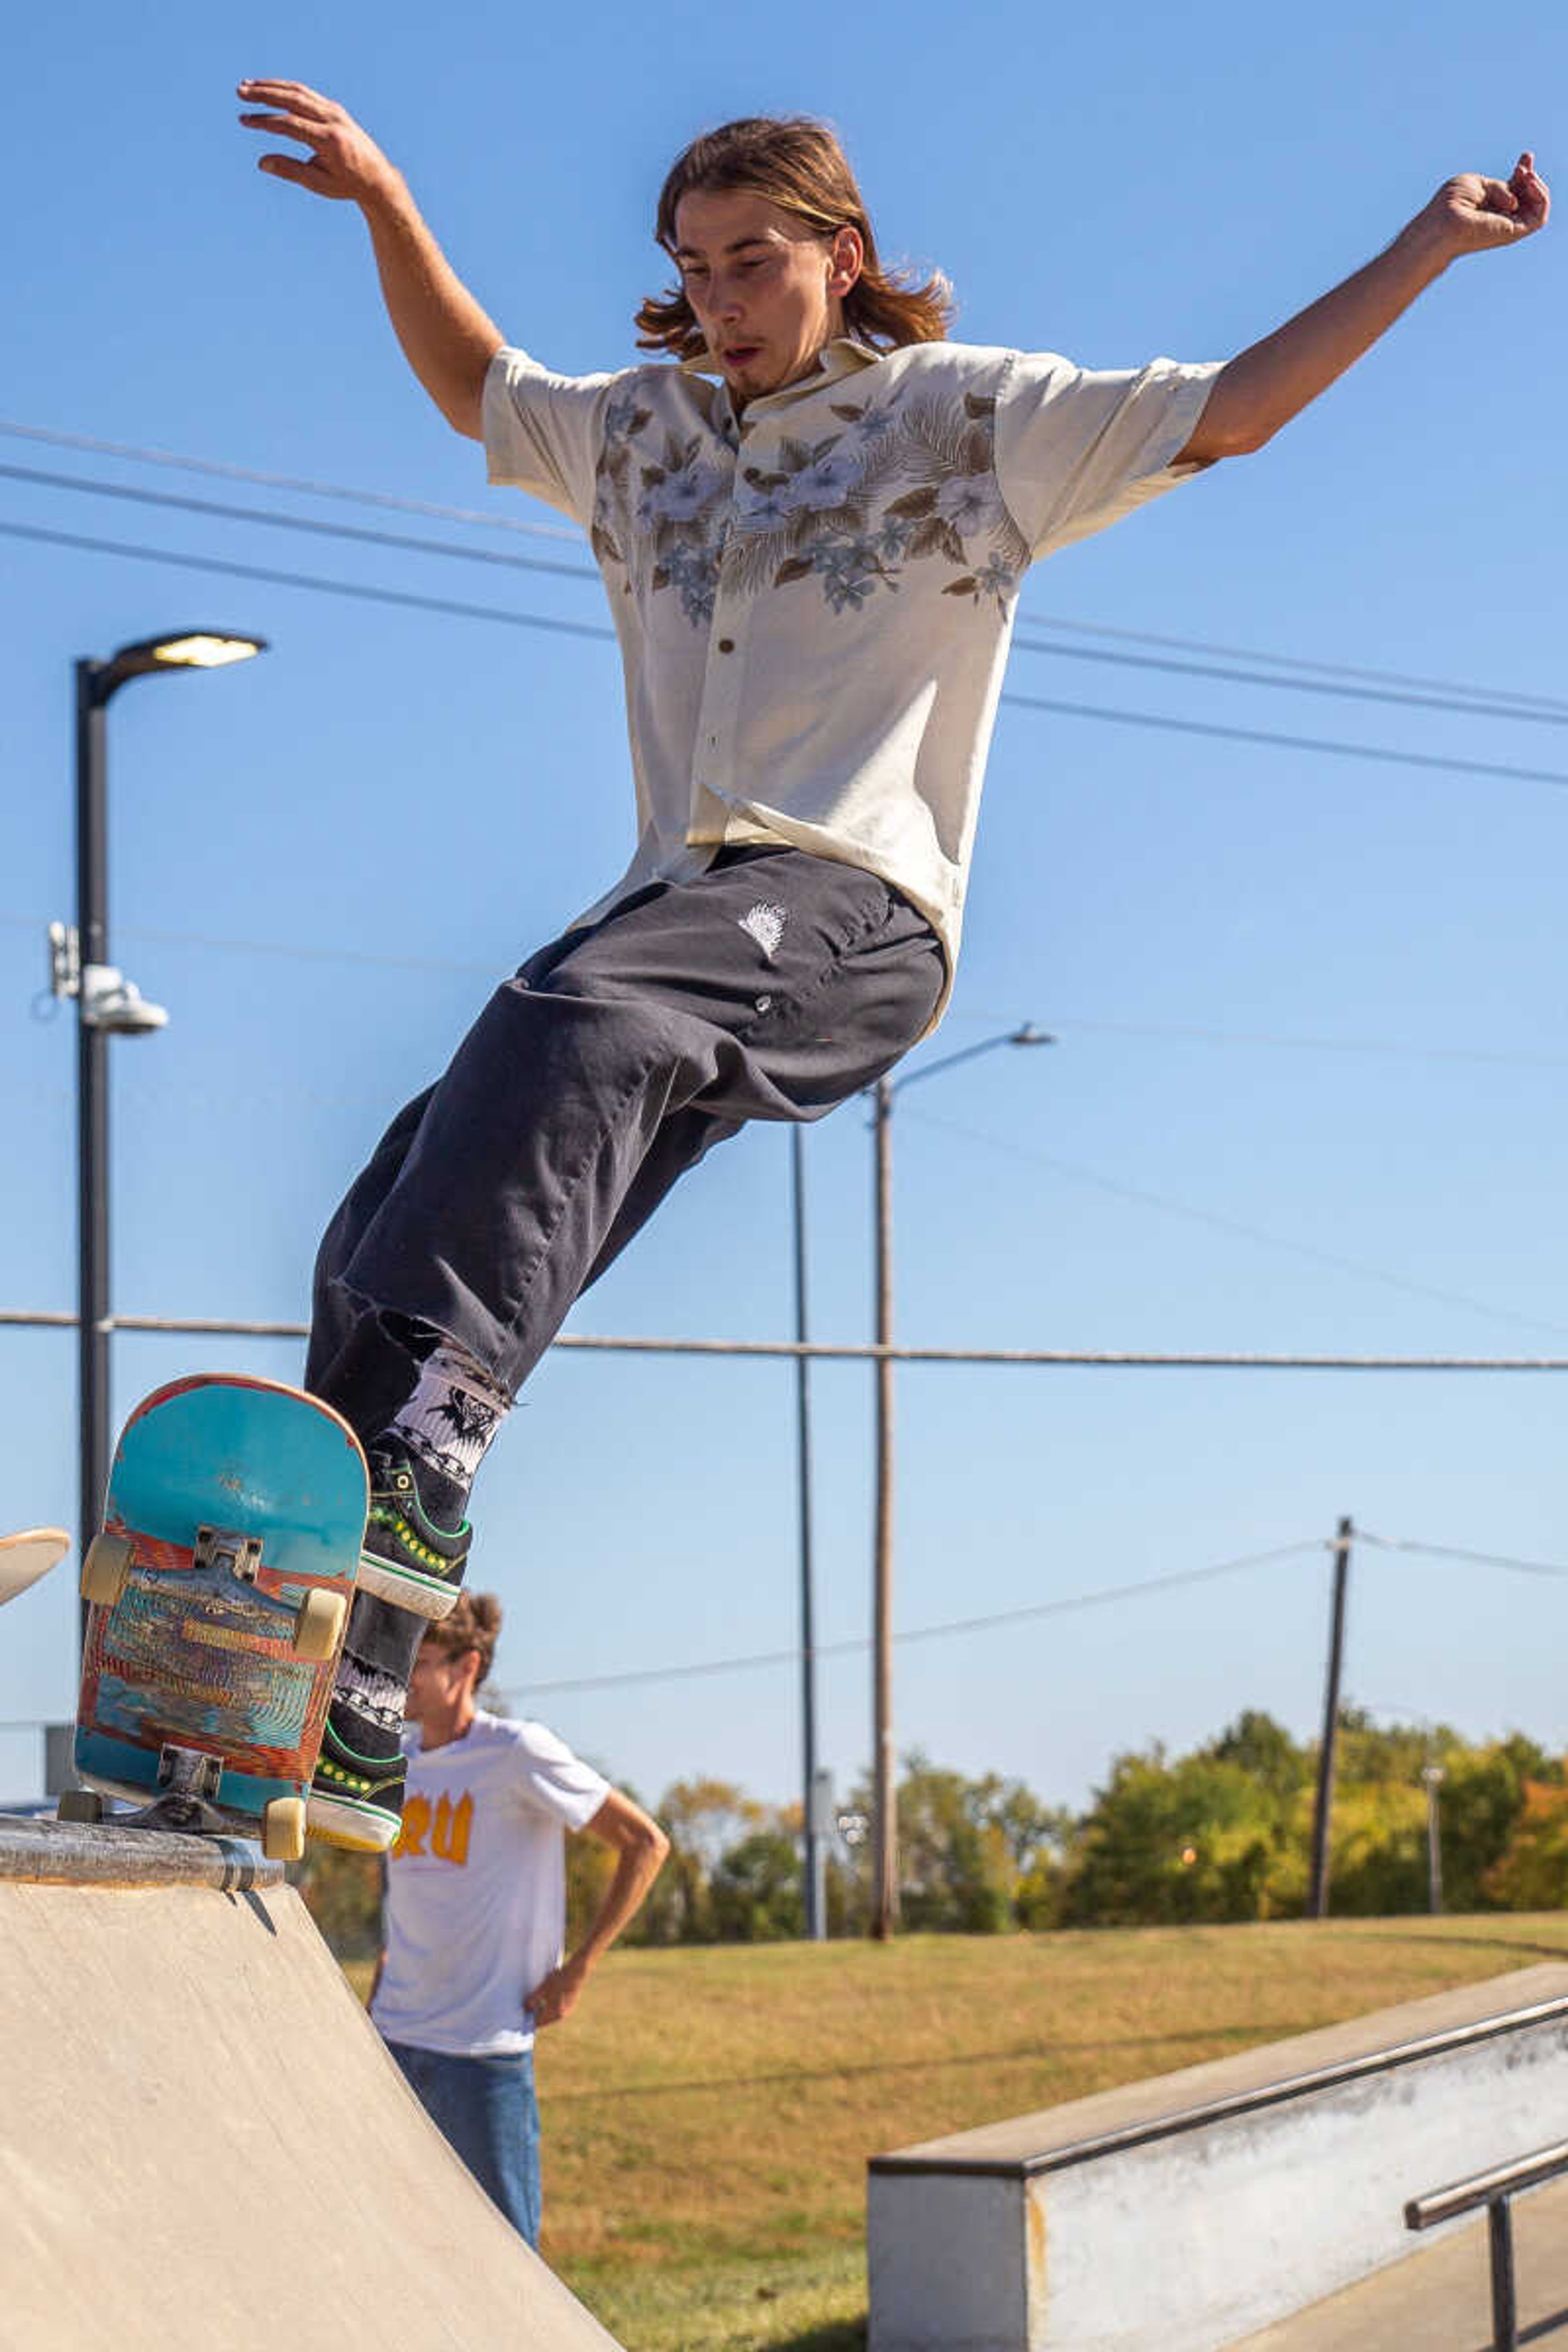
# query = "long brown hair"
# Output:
<box><xmin>424</xmin><ymin>1590</ymin><xmax>503</xmax><ymax>1682</ymax></box>
<box><xmin>635</xmin><ymin>116</ymin><xmax>954</xmax><ymax>361</ymax></box>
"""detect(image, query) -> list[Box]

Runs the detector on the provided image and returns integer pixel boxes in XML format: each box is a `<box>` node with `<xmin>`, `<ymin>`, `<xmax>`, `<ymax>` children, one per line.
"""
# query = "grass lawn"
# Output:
<box><xmin>347</xmin><ymin>1913</ymin><xmax>1568</xmax><ymax>2350</ymax></box>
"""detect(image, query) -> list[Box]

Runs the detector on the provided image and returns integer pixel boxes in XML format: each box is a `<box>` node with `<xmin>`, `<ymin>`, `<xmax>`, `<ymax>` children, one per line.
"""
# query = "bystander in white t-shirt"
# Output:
<box><xmin>372</xmin><ymin>1710</ymin><xmax>610</xmax><ymax>2058</ymax></box>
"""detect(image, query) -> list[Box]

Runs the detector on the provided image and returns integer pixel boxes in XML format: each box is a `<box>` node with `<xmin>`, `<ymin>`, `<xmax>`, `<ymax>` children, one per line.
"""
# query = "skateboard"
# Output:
<box><xmin>0</xmin><ymin>1528</ymin><xmax>69</xmax><ymax>1607</ymax></box>
<box><xmin>61</xmin><ymin>1375</ymin><xmax>368</xmax><ymax>1862</ymax></box>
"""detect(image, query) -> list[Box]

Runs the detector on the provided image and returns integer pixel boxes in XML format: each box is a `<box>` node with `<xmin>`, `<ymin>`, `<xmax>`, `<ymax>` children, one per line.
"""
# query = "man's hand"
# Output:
<box><xmin>524</xmin><ymin>1953</ymin><xmax>590</xmax><ymax>2032</ymax></box>
<box><xmin>238</xmin><ymin>81</ymin><xmax>403</xmax><ymax>209</ymax></box>
<box><xmin>1408</xmin><ymin>151</ymin><xmax>1551</xmax><ymax>265</ymax></box>
<box><xmin>1178</xmin><ymin>148</ymin><xmax>1550</xmax><ymax>464</ymax></box>
<box><xmin>236</xmin><ymin>79</ymin><xmax>503</xmax><ymax>439</ymax></box>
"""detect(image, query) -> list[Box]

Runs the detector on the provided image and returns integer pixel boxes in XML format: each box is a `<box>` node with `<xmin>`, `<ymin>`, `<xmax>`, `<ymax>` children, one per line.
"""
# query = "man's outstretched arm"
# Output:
<box><xmin>1178</xmin><ymin>152</ymin><xmax>1550</xmax><ymax>464</ymax></box>
<box><xmin>238</xmin><ymin>80</ymin><xmax>503</xmax><ymax>439</ymax></box>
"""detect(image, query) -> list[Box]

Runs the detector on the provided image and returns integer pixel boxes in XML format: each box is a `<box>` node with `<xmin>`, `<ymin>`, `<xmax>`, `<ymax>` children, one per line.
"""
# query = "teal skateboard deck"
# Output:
<box><xmin>67</xmin><ymin>1375</ymin><xmax>367</xmax><ymax>1861</ymax></box>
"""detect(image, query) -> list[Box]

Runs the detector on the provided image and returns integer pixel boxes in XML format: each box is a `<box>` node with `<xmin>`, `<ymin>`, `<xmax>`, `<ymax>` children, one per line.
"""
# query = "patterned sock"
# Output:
<box><xmin>336</xmin><ymin>1590</ymin><xmax>425</xmax><ymax>1702</ymax></box>
<box><xmin>334</xmin><ymin>1640</ymin><xmax>411</xmax><ymax>1735</ymax></box>
<box><xmin>384</xmin><ymin>1341</ymin><xmax>511</xmax><ymax>1528</ymax></box>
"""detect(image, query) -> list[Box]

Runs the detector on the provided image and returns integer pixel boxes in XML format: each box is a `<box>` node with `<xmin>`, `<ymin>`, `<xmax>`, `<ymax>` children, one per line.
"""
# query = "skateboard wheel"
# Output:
<box><xmin>57</xmin><ymin>1788</ymin><xmax>105</xmax><ymax>1826</ymax></box>
<box><xmin>81</xmin><ymin>1531</ymin><xmax>135</xmax><ymax>1608</ymax></box>
<box><xmin>293</xmin><ymin>1588</ymin><xmax>347</xmax><ymax>1662</ymax></box>
<box><xmin>262</xmin><ymin>1797</ymin><xmax>306</xmax><ymax>1863</ymax></box>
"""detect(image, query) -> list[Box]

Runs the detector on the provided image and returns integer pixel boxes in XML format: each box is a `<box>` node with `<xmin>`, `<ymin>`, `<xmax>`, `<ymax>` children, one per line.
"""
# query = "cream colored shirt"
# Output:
<box><xmin>484</xmin><ymin>335</ymin><xmax>1218</xmax><ymax>1023</ymax></box>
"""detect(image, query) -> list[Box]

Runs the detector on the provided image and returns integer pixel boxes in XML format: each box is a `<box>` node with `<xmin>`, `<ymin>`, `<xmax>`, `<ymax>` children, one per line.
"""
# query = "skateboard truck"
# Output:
<box><xmin>157</xmin><ymin>1744</ymin><xmax>224</xmax><ymax>1803</ymax></box>
<box><xmin>194</xmin><ymin>1526</ymin><xmax>264</xmax><ymax>1585</ymax></box>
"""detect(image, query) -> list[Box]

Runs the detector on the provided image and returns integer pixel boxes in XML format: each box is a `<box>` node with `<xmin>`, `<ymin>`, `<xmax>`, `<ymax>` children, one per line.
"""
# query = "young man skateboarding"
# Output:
<box><xmin>236</xmin><ymin>80</ymin><xmax>1548</xmax><ymax>1852</ymax></box>
<box><xmin>370</xmin><ymin>1595</ymin><xmax>667</xmax><ymax>2245</ymax></box>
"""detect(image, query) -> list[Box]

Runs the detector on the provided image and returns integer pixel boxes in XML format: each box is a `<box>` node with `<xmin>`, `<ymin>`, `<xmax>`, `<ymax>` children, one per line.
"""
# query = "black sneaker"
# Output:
<box><xmin>356</xmin><ymin>1445</ymin><xmax>472</xmax><ymax>1621</ymax></box>
<box><xmin>306</xmin><ymin>1690</ymin><xmax>407</xmax><ymax>1853</ymax></box>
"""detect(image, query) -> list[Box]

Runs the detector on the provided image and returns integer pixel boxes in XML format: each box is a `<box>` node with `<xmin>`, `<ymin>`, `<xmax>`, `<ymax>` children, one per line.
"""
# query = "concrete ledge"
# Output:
<box><xmin>867</xmin><ymin>1963</ymin><xmax>1568</xmax><ymax>2352</ymax></box>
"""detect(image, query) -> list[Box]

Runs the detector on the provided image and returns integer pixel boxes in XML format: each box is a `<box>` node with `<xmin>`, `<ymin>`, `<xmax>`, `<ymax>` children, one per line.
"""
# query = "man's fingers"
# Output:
<box><xmin>239</xmin><ymin>111</ymin><xmax>327</xmax><ymax>147</ymax></box>
<box><xmin>256</xmin><ymin>154</ymin><xmax>328</xmax><ymax>186</ymax></box>
<box><xmin>236</xmin><ymin>80</ymin><xmax>338</xmax><ymax>118</ymax></box>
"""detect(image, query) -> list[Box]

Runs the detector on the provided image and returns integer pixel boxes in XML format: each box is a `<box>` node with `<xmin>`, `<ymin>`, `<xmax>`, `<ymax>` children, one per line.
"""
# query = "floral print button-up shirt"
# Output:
<box><xmin>484</xmin><ymin>334</ymin><xmax>1218</xmax><ymax>1024</ymax></box>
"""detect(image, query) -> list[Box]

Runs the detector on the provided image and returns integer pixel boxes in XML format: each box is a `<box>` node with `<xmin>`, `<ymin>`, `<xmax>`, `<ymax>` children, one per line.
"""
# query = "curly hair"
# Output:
<box><xmin>423</xmin><ymin>1590</ymin><xmax>503</xmax><ymax>1682</ymax></box>
<box><xmin>635</xmin><ymin>116</ymin><xmax>954</xmax><ymax>362</ymax></box>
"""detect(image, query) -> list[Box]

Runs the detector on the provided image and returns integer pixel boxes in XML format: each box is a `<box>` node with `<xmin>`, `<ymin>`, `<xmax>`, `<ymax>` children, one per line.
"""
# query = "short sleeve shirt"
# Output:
<box><xmin>484</xmin><ymin>336</ymin><xmax>1218</xmax><ymax>1020</ymax></box>
<box><xmin>371</xmin><ymin>1710</ymin><xmax>609</xmax><ymax>2058</ymax></box>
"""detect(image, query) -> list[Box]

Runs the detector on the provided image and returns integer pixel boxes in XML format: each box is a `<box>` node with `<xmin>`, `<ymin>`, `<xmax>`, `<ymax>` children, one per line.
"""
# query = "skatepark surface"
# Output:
<box><xmin>1231</xmin><ymin>2174</ymin><xmax>1568</xmax><ymax>2348</ymax></box>
<box><xmin>0</xmin><ymin>1813</ymin><xmax>621</xmax><ymax>2352</ymax></box>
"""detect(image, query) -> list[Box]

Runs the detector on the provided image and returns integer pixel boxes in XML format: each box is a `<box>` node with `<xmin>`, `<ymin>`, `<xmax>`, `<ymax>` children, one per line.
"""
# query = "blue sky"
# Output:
<box><xmin>2</xmin><ymin>1</ymin><xmax>1566</xmax><ymax>1840</ymax></box>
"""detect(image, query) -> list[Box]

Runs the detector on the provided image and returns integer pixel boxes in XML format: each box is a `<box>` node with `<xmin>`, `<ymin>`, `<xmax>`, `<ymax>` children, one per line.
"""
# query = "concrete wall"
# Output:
<box><xmin>868</xmin><ymin>1964</ymin><xmax>1568</xmax><ymax>2352</ymax></box>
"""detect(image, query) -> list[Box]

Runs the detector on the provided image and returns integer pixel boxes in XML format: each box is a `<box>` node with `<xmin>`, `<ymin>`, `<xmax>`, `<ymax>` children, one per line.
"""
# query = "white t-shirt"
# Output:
<box><xmin>371</xmin><ymin>1711</ymin><xmax>610</xmax><ymax>2058</ymax></box>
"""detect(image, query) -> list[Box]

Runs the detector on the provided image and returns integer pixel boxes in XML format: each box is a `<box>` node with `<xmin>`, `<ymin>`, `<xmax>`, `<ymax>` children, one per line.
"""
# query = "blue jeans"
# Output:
<box><xmin>386</xmin><ymin>2040</ymin><xmax>542</xmax><ymax>2246</ymax></box>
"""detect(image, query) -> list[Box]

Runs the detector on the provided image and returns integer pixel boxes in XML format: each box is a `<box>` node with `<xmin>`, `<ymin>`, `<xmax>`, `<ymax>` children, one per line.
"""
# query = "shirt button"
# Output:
<box><xmin>717</xmin><ymin>637</ymin><xmax>735</xmax><ymax>653</ymax></box>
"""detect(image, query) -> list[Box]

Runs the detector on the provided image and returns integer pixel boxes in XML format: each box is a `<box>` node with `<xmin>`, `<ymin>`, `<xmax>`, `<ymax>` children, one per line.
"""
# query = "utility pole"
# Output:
<box><xmin>871</xmin><ymin>1076</ymin><xmax>897</xmax><ymax>1940</ymax></box>
<box><xmin>865</xmin><ymin>1025</ymin><xmax>1051</xmax><ymax>1942</ymax></box>
<box><xmin>791</xmin><ymin>1128</ymin><xmax>825</xmax><ymax>1940</ymax></box>
<box><xmin>1306</xmin><ymin>1516</ymin><xmax>1354</xmax><ymax>1919</ymax></box>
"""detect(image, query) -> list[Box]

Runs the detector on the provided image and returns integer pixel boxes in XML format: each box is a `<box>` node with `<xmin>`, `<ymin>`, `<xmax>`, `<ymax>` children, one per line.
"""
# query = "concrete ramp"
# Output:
<box><xmin>0</xmin><ymin>1815</ymin><xmax>621</xmax><ymax>2352</ymax></box>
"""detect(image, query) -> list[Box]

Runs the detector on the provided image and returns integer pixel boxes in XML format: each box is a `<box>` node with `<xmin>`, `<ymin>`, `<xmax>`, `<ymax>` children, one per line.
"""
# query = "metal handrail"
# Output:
<box><xmin>1405</xmin><ymin>2138</ymin><xmax>1568</xmax><ymax>2352</ymax></box>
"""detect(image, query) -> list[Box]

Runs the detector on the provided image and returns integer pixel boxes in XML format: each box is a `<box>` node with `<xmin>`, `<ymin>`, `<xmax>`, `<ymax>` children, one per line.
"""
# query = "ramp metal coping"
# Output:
<box><xmin>1404</xmin><ymin>2140</ymin><xmax>1568</xmax><ymax>2352</ymax></box>
<box><xmin>869</xmin><ymin>1992</ymin><xmax>1568</xmax><ymax>2180</ymax></box>
<box><xmin>0</xmin><ymin>1812</ymin><xmax>284</xmax><ymax>1893</ymax></box>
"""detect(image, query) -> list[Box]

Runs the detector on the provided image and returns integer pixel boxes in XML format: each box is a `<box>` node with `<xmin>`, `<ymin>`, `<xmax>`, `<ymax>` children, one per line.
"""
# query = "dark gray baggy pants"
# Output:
<box><xmin>304</xmin><ymin>846</ymin><xmax>945</xmax><ymax>1439</ymax></box>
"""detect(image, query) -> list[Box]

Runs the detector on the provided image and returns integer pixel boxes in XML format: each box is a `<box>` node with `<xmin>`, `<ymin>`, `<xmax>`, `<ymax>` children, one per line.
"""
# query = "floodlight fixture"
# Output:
<box><xmin>88</xmin><ymin>629</ymin><xmax>268</xmax><ymax>703</ymax></box>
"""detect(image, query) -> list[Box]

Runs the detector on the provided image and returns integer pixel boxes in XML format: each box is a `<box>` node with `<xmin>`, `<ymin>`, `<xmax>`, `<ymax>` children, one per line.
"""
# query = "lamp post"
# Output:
<box><xmin>868</xmin><ymin>1022</ymin><xmax>1053</xmax><ymax>1940</ymax></box>
<box><xmin>53</xmin><ymin>631</ymin><xmax>267</xmax><ymax>1642</ymax></box>
<box><xmin>1422</xmin><ymin>1762</ymin><xmax>1446</xmax><ymax>1915</ymax></box>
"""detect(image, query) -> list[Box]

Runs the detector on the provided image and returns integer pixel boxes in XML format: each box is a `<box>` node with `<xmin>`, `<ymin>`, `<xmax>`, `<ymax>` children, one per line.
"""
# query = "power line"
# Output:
<box><xmin>7</xmin><ymin>454</ymin><xmax>1568</xmax><ymax>735</ymax></box>
<box><xmin>902</xmin><ymin>1104</ymin><xmax>1568</xmax><ymax>1342</ymax></box>
<box><xmin>7</xmin><ymin>414</ymin><xmax>1564</xmax><ymax>719</ymax></box>
<box><xmin>423</xmin><ymin>1539</ymin><xmax>1333</xmax><ymax>1699</ymax></box>
<box><xmin>5</xmin><ymin>1308</ymin><xmax>1568</xmax><ymax>1371</ymax></box>
<box><xmin>8</xmin><ymin>515</ymin><xmax>1568</xmax><ymax>797</ymax></box>
<box><xmin>0</xmin><ymin>519</ymin><xmax>617</xmax><ymax>646</ymax></box>
<box><xmin>1000</xmin><ymin>690</ymin><xmax>1568</xmax><ymax>794</ymax></box>
<box><xmin>1021</xmin><ymin>1013</ymin><xmax>1568</xmax><ymax>1072</ymax></box>
<box><xmin>1008</xmin><ymin>631</ymin><xmax>1568</xmax><ymax>732</ymax></box>
<box><xmin>0</xmin><ymin>461</ymin><xmax>601</xmax><ymax>588</ymax></box>
<box><xmin>1015</xmin><ymin>612</ymin><xmax>1568</xmax><ymax>719</ymax></box>
<box><xmin>1357</xmin><ymin>1530</ymin><xmax>1568</xmax><ymax>1580</ymax></box>
<box><xmin>4</xmin><ymin>1525</ymin><xmax>1568</xmax><ymax>1732</ymax></box>
<box><xmin>7</xmin><ymin>454</ymin><xmax>1568</xmax><ymax>740</ymax></box>
<box><xmin>0</xmin><ymin>416</ymin><xmax>583</xmax><ymax>543</ymax></box>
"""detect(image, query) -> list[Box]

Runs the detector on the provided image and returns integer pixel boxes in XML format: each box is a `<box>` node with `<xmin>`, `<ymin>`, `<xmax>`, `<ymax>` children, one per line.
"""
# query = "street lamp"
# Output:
<box><xmin>1422</xmin><ymin>1762</ymin><xmax>1446</xmax><ymax>1915</ymax></box>
<box><xmin>50</xmin><ymin>629</ymin><xmax>267</xmax><ymax>1638</ymax></box>
<box><xmin>869</xmin><ymin>1021</ymin><xmax>1053</xmax><ymax>1939</ymax></box>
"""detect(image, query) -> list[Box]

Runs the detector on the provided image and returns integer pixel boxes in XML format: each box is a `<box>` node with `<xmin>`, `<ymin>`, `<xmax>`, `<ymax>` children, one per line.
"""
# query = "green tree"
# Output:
<box><xmin>632</xmin><ymin>1777</ymin><xmax>763</xmax><ymax>1944</ymax></box>
<box><xmin>1061</xmin><ymin>1740</ymin><xmax>1291</xmax><ymax>1926</ymax></box>
<box><xmin>1483</xmin><ymin>1778</ymin><xmax>1568</xmax><ymax>1909</ymax></box>
<box><xmin>710</xmin><ymin>1828</ymin><xmax>806</xmax><ymax>1940</ymax></box>
<box><xmin>1439</xmin><ymin>1736</ymin><xmax>1563</xmax><ymax>1911</ymax></box>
